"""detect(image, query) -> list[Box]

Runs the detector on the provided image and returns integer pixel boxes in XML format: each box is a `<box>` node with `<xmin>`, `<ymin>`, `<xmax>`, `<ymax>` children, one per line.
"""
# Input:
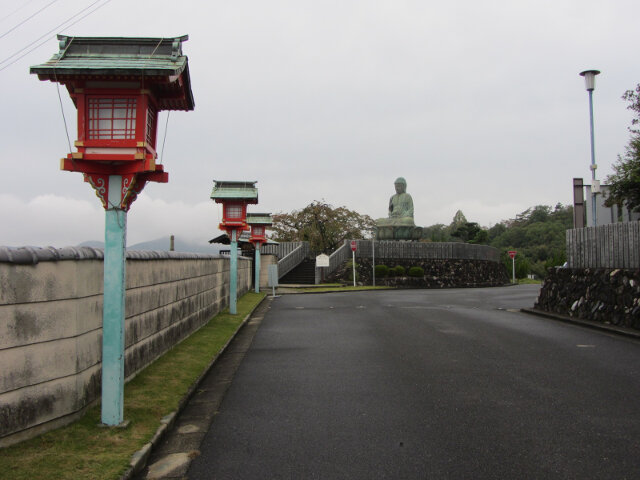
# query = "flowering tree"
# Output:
<box><xmin>271</xmin><ymin>201</ymin><xmax>375</xmax><ymax>253</ymax></box>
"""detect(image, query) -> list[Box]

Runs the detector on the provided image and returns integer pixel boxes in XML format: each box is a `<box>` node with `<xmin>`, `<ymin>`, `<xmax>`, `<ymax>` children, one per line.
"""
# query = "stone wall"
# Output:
<box><xmin>535</xmin><ymin>267</ymin><xmax>640</xmax><ymax>330</ymax></box>
<box><xmin>0</xmin><ymin>247</ymin><xmax>252</xmax><ymax>447</ymax></box>
<box><xmin>258</xmin><ymin>254</ymin><xmax>277</xmax><ymax>289</ymax></box>
<box><xmin>352</xmin><ymin>240</ymin><xmax>501</xmax><ymax>263</ymax></box>
<box><xmin>330</xmin><ymin>258</ymin><xmax>509</xmax><ymax>288</ymax></box>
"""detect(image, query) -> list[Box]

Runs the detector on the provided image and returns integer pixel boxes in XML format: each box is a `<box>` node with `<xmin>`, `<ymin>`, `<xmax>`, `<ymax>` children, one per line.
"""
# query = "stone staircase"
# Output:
<box><xmin>280</xmin><ymin>258</ymin><xmax>316</xmax><ymax>285</ymax></box>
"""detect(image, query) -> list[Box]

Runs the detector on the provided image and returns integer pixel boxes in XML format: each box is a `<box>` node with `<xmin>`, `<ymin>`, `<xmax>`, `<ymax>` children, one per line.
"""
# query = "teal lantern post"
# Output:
<box><xmin>30</xmin><ymin>36</ymin><xmax>195</xmax><ymax>426</ymax></box>
<box><xmin>247</xmin><ymin>213</ymin><xmax>273</xmax><ymax>293</ymax></box>
<box><xmin>211</xmin><ymin>181</ymin><xmax>258</xmax><ymax>314</ymax></box>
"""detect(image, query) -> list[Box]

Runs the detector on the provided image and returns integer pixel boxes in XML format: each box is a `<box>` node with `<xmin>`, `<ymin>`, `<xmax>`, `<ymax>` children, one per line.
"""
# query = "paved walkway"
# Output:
<box><xmin>133</xmin><ymin>298</ymin><xmax>271</xmax><ymax>479</ymax></box>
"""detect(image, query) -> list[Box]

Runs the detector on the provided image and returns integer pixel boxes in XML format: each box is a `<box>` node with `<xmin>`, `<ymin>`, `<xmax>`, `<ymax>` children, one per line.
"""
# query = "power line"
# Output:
<box><xmin>0</xmin><ymin>0</ymin><xmax>39</xmax><ymax>23</ymax></box>
<box><xmin>0</xmin><ymin>0</ymin><xmax>114</xmax><ymax>72</ymax></box>
<box><xmin>0</xmin><ymin>0</ymin><xmax>61</xmax><ymax>40</ymax></box>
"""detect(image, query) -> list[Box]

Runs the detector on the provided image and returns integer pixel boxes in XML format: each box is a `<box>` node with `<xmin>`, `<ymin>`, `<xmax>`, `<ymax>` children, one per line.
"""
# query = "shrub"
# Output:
<box><xmin>375</xmin><ymin>265</ymin><xmax>390</xmax><ymax>278</ymax></box>
<box><xmin>408</xmin><ymin>266</ymin><xmax>424</xmax><ymax>277</ymax></box>
<box><xmin>393</xmin><ymin>265</ymin><xmax>406</xmax><ymax>276</ymax></box>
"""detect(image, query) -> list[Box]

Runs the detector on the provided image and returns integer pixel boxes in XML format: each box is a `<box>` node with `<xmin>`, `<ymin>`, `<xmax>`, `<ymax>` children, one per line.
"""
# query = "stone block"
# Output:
<box><xmin>0</xmin><ymin>365</ymin><xmax>100</xmax><ymax>441</ymax></box>
<box><xmin>0</xmin><ymin>336</ymin><xmax>81</xmax><ymax>393</ymax></box>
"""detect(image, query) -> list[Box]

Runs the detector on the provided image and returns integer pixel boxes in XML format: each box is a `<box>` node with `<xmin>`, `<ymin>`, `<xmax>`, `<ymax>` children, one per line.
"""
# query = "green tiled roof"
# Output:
<box><xmin>30</xmin><ymin>35</ymin><xmax>194</xmax><ymax>110</ymax></box>
<box><xmin>210</xmin><ymin>180</ymin><xmax>258</xmax><ymax>202</ymax></box>
<box><xmin>246</xmin><ymin>213</ymin><xmax>273</xmax><ymax>225</ymax></box>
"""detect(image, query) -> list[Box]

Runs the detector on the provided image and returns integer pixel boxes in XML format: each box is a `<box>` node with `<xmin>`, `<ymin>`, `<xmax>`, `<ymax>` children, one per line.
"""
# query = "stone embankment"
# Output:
<box><xmin>535</xmin><ymin>267</ymin><xmax>640</xmax><ymax>330</ymax></box>
<box><xmin>330</xmin><ymin>258</ymin><xmax>509</xmax><ymax>288</ymax></box>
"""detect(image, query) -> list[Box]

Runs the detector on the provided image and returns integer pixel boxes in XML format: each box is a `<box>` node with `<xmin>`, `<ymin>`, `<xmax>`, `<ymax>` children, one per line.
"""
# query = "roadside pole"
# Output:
<box><xmin>350</xmin><ymin>240</ymin><xmax>357</xmax><ymax>287</ymax></box>
<box><xmin>509</xmin><ymin>250</ymin><xmax>517</xmax><ymax>284</ymax></box>
<box><xmin>372</xmin><ymin>238</ymin><xmax>375</xmax><ymax>287</ymax></box>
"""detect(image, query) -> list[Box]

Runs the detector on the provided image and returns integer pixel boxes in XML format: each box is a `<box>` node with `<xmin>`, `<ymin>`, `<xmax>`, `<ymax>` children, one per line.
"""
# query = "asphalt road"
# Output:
<box><xmin>188</xmin><ymin>286</ymin><xmax>640</xmax><ymax>479</ymax></box>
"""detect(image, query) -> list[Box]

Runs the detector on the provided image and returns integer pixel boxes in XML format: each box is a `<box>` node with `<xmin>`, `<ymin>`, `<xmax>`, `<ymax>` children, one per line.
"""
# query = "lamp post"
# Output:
<box><xmin>579</xmin><ymin>69</ymin><xmax>601</xmax><ymax>227</ymax></box>
<box><xmin>211</xmin><ymin>181</ymin><xmax>258</xmax><ymax>314</ymax></box>
<box><xmin>31</xmin><ymin>36</ymin><xmax>194</xmax><ymax>427</ymax></box>
<box><xmin>247</xmin><ymin>213</ymin><xmax>273</xmax><ymax>293</ymax></box>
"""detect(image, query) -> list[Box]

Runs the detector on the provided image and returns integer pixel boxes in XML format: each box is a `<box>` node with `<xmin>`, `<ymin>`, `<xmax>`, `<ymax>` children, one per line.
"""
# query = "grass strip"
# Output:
<box><xmin>1</xmin><ymin>291</ymin><xmax>266</xmax><ymax>480</ymax></box>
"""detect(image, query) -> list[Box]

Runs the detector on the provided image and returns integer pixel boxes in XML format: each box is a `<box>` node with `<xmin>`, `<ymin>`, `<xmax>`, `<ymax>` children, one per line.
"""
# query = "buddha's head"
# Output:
<box><xmin>394</xmin><ymin>177</ymin><xmax>407</xmax><ymax>194</ymax></box>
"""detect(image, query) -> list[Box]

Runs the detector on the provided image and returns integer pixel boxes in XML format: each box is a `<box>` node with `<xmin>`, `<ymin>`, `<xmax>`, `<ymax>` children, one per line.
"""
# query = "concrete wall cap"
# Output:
<box><xmin>0</xmin><ymin>246</ymin><xmax>222</xmax><ymax>264</ymax></box>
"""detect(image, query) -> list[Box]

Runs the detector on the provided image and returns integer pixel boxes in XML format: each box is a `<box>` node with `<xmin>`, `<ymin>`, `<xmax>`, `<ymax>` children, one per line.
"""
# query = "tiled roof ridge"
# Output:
<box><xmin>0</xmin><ymin>246</ymin><xmax>219</xmax><ymax>264</ymax></box>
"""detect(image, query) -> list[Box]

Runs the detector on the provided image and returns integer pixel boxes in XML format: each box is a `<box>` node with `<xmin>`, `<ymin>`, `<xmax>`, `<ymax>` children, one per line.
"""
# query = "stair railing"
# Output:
<box><xmin>277</xmin><ymin>242</ymin><xmax>310</xmax><ymax>279</ymax></box>
<box><xmin>324</xmin><ymin>240</ymin><xmax>351</xmax><ymax>277</ymax></box>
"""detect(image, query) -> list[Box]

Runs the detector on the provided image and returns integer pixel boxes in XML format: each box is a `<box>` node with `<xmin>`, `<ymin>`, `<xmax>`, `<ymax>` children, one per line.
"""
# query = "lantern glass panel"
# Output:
<box><xmin>146</xmin><ymin>105</ymin><xmax>157</xmax><ymax>146</ymax></box>
<box><xmin>88</xmin><ymin>97</ymin><xmax>137</xmax><ymax>139</ymax></box>
<box><xmin>226</xmin><ymin>204</ymin><xmax>243</xmax><ymax>219</ymax></box>
<box><xmin>253</xmin><ymin>226</ymin><xmax>264</xmax><ymax>236</ymax></box>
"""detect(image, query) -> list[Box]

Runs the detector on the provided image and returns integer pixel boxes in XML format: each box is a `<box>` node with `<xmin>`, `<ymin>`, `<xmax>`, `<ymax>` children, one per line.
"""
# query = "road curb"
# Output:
<box><xmin>520</xmin><ymin>307</ymin><xmax>640</xmax><ymax>340</ymax></box>
<box><xmin>120</xmin><ymin>295</ymin><xmax>269</xmax><ymax>480</ymax></box>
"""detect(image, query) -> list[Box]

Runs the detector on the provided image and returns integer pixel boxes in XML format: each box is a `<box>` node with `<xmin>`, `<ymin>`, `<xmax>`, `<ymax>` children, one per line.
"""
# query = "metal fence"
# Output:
<box><xmin>262</xmin><ymin>241</ymin><xmax>307</xmax><ymax>260</ymax></box>
<box><xmin>326</xmin><ymin>242</ymin><xmax>352</xmax><ymax>276</ymax></box>
<box><xmin>566</xmin><ymin>221</ymin><xmax>640</xmax><ymax>269</ymax></box>
<box><xmin>350</xmin><ymin>240</ymin><xmax>501</xmax><ymax>263</ymax></box>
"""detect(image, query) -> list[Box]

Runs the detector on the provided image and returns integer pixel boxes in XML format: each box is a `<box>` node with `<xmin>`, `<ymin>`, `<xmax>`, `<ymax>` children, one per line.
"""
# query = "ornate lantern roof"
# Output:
<box><xmin>30</xmin><ymin>35</ymin><xmax>194</xmax><ymax>111</ymax></box>
<box><xmin>246</xmin><ymin>213</ymin><xmax>273</xmax><ymax>226</ymax></box>
<box><xmin>210</xmin><ymin>181</ymin><xmax>259</xmax><ymax>203</ymax></box>
<box><xmin>247</xmin><ymin>212</ymin><xmax>272</xmax><ymax>245</ymax></box>
<box><xmin>211</xmin><ymin>181</ymin><xmax>259</xmax><ymax>233</ymax></box>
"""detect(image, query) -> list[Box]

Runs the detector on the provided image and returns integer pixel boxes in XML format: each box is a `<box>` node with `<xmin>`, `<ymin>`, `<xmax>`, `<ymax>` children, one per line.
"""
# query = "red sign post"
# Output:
<box><xmin>508</xmin><ymin>251</ymin><xmax>517</xmax><ymax>283</ymax></box>
<box><xmin>350</xmin><ymin>241</ymin><xmax>357</xmax><ymax>286</ymax></box>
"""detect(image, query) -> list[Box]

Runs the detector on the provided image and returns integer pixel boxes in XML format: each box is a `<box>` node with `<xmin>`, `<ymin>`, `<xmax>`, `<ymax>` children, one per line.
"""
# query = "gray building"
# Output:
<box><xmin>573</xmin><ymin>178</ymin><xmax>640</xmax><ymax>228</ymax></box>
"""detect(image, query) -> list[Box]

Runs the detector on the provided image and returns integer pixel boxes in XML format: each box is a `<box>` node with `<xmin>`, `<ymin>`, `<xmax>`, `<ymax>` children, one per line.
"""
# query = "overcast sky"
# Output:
<box><xmin>1</xmin><ymin>0</ymin><xmax>639</xmax><ymax>248</ymax></box>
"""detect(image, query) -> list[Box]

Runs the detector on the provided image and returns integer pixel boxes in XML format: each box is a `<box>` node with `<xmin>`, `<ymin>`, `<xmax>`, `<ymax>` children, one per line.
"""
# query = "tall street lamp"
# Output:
<box><xmin>211</xmin><ymin>180</ymin><xmax>259</xmax><ymax>314</ymax></box>
<box><xmin>31</xmin><ymin>36</ymin><xmax>195</xmax><ymax>427</ymax></box>
<box><xmin>580</xmin><ymin>69</ymin><xmax>601</xmax><ymax>227</ymax></box>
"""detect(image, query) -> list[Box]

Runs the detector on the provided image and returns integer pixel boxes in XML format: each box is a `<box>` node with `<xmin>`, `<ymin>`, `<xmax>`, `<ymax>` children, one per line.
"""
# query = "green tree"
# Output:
<box><xmin>271</xmin><ymin>201</ymin><xmax>375</xmax><ymax>253</ymax></box>
<box><xmin>420</xmin><ymin>223</ymin><xmax>452</xmax><ymax>242</ymax></box>
<box><xmin>605</xmin><ymin>85</ymin><xmax>640</xmax><ymax>212</ymax></box>
<box><xmin>420</xmin><ymin>204</ymin><xmax>572</xmax><ymax>278</ymax></box>
<box><xmin>490</xmin><ymin>204</ymin><xmax>572</xmax><ymax>278</ymax></box>
<box><xmin>451</xmin><ymin>221</ymin><xmax>484</xmax><ymax>243</ymax></box>
<box><xmin>606</xmin><ymin>137</ymin><xmax>640</xmax><ymax>212</ymax></box>
<box><xmin>487</xmin><ymin>222</ymin><xmax>507</xmax><ymax>242</ymax></box>
<box><xmin>450</xmin><ymin>210</ymin><xmax>468</xmax><ymax>230</ymax></box>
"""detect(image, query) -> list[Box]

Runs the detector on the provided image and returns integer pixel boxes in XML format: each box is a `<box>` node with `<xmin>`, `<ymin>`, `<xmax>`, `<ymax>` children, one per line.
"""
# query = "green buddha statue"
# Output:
<box><xmin>377</xmin><ymin>177</ymin><xmax>415</xmax><ymax>227</ymax></box>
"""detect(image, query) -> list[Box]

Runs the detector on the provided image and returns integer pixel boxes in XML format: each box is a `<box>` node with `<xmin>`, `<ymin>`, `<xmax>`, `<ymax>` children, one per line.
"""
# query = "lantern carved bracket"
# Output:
<box><xmin>85</xmin><ymin>169</ymin><xmax>167</xmax><ymax>211</ymax></box>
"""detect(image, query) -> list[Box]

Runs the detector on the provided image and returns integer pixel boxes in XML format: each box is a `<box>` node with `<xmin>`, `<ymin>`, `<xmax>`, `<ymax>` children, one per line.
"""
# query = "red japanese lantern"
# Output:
<box><xmin>30</xmin><ymin>35</ymin><xmax>195</xmax><ymax>210</ymax></box>
<box><xmin>247</xmin><ymin>213</ymin><xmax>272</xmax><ymax>246</ymax></box>
<box><xmin>211</xmin><ymin>181</ymin><xmax>259</xmax><ymax>236</ymax></box>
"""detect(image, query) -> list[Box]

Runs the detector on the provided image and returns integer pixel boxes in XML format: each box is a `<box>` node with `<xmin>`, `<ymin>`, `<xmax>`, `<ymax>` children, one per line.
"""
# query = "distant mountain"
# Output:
<box><xmin>78</xmin><ymin>240</ymin><xmax>105</xmax><ymax>248</ymax></box>
<box><xmin>77</xmin><ymin>237</ymin><xmax>222</xmax><ymax>254</ymax></box>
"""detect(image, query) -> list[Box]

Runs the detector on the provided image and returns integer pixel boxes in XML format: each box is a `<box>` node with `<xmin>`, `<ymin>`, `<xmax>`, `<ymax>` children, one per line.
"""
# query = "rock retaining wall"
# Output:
<box><xmin>535</xmin><ymin>267</ymin><xmax>640</xmax><ymax>330</ymax></box>
<box><xmin>330</xmin><ymin>258</ymin><xmax>509</xmax><ymax>288</ymax></box>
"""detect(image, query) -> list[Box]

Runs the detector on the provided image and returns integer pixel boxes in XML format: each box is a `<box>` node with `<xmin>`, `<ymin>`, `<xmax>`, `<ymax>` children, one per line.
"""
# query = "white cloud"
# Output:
<box><xmin>0</xmin><ymin>194</ymin><xmax>102</xmax><ymax>247</ymax></box>
<box><xmin>2</xmin><ymin>0</ymin><xmax>639</xmax><ymax>247</ymax></box>
<box><xmin>0</xmin><ymin>193</ymin><xmax>222</xmax><ymax>248</ymax></box>
<box><xmin>127</xmin><ymin>195</ymin><xmax>221</xmax><ymax>246</ymax></box>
